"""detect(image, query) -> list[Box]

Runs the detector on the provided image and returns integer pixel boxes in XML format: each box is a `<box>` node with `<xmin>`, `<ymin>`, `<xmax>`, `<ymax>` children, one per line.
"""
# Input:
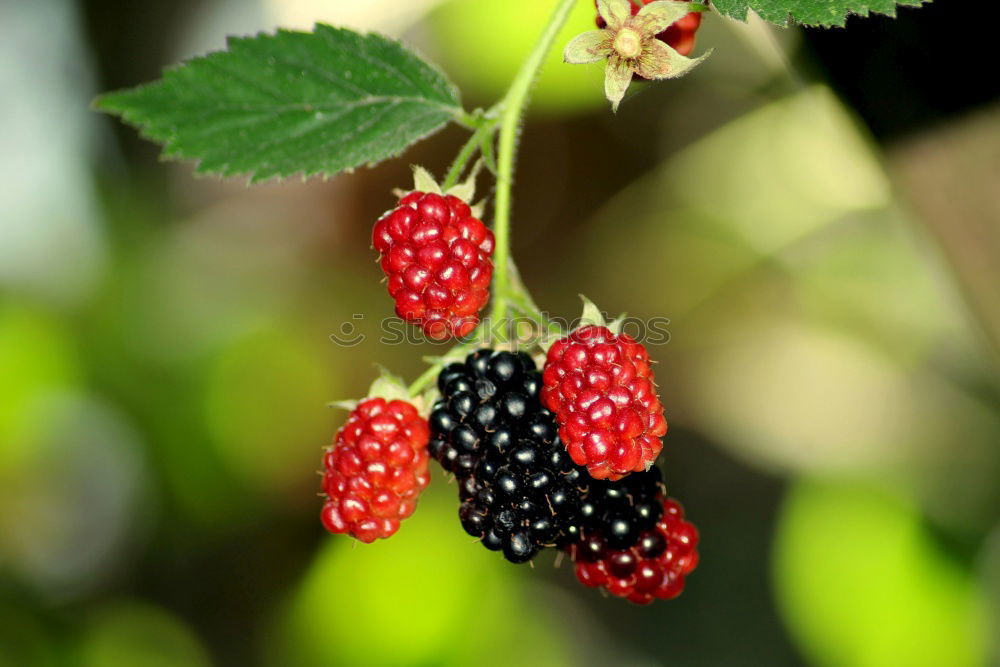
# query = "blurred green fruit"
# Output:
<box><xmin>0</xmin><ymin>396</ymin><xmax>147</xmax><ymax>598</ymax></box>
<box><xmin>0</xmin><ymin>606</ymin><xmax>58</xmax><ymax>667</ymax></box>
<box><xmin>0</xmin><ymin>303</ymin><xmax>79</xmax><ymax>468</ymax></box>
<box><xmin>203</xmin><ymin>326</ymin><xmax>339</xmax><ymax>498</ymax></box>
<box><xmin>277</xmin><ymin>483</ymin><xmax>571</xmax><ymax>667</ymax></box>
<box><xmin>78</xmin><ymin>601</ymin><xmax>211</xmax><ymax>667</ymax></box>
<box><xmin>774</xmin><ymin>479</ymin><xmax>988</xmax><ymax>667</ymax></box>
<box><xmin>428</xmin><ymin>0</ymin><xmax>605</xmax><ymax>113</ymax></box>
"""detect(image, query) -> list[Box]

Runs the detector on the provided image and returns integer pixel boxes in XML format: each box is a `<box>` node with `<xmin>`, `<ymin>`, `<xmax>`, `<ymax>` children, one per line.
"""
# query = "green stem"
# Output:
<box><xmin>479</xmin><ymin>130</ymin><xmax>498</xmax><ymax>174</ymax></box>
<box><xmin>406</xmin><ymin>0</ymin><xmax>575</xmax><ymax>398</ymax></box>
<box><xmin>407</xmin><ymin>337</ymin><xmax>483</xmax><ymax>396</ymax></box>
<box><xmin>509</xmin><ymin>292</ymin><xmax>564</xmax><ymax>337</ymax></box>
<box><xmin>488</xmin><ymin>0</ymin><xmax>578</xmax><ymax>335</ymax></box>
<box><xmin>452</xmin><ymin>109</ymin><xmax>481</xmax><ymax>129</ymax></box>
<box><xmin>408</xmin><ymin>362</ymin><xmax>444</xmax><ymax>396</ymax></box>
<box><xmin>506</xmin><ymin>262</ymin><xmax>565</xmax><ymax>337</ymax></box>
<box><xmin>442</xmin><ymin>121</ymin><xmax>496</xmax><ymax>190</ymax></box>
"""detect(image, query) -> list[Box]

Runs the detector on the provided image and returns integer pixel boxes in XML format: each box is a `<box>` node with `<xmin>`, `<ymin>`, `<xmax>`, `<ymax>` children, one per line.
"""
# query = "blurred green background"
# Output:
<box><xmin>2</xmin><ymin>0</ymin><xmax>998</xmax><ymax>665</ymax></box>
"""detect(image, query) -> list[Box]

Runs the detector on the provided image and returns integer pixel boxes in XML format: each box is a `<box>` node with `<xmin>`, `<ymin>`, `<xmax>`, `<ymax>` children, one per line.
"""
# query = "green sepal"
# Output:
<box><xmin>367</xmin><ymin>366</ymin><xmax>416</xmax><ymax>404</ymax></box>
<box><xmin>411</xmin><ymin>165</ymin><xmax>443</xmax><ymax>195</ymax></box>
<box><xmin>578</xmin><ymin>294</ymin><xmax>609</xmax><ymax>329</ymax></box>
<box><xmin>403</xmin><ymin>163</ymin><xmax>481</xmax><ymax>204</ymax></box>
<box><xmin>607</xmin><ymin>312</ymin><xmax>629</xmax><ymax>335</ymax></box>
<box><xmin>326</xmin><ymin>366</ymin><xmax>416</xmax><ymax>412</ymax></box>
<box><xmin>446</xmin><ymin>159</ymin><xmax>483</xmax><ymax>203</ymax></box>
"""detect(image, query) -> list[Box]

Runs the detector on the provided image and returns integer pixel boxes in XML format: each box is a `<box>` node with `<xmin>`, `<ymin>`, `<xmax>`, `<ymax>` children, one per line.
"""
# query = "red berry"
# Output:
<box><xmin>320</xmin><ymin>397</ymin><xmax>431</xmax><ymax>543</ymax></box>
<box><xmin>595</xmin><ymin>0</ymin><xmax>702</xmax><ymax>57</ymax></box>
<box><xmin>541</xmin><ymin>325</ymin><xmax>667</xmax><ymax>480</ymax></box>
<box><xmin>570</xmin><ymin>497</ymin><xmax>699</xmax><ymax>604</ymax></box>
<box><xmin>373</xmin><ymin>191</ymin><xmax>494</xmax><ymax>340</ymax></box>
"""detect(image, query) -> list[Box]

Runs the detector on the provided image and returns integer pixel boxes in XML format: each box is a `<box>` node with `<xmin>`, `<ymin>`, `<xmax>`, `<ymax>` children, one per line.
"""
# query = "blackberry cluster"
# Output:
<box><xmin>428</xmin><ymin>349</ymin><xmax>587</xmax><ymax>563</ymax></box>
<box><xmin>428</xmin><ymin>347</ymin><xmax>699</xmax><ymax>603</ymax></box>
<box><xmin>572</xmin><ymin>497</ymin><xmax>699</xmax><ymax>604</ymax></box>
<box><xmin>573</xmin><ymin>465</ymin><xmax>665</xmax><ymax>554</ymax></box>
<box><xmin>564</xmin><ymin>465</ymin><xmax>700</xmax><ymax>604</ymax></box>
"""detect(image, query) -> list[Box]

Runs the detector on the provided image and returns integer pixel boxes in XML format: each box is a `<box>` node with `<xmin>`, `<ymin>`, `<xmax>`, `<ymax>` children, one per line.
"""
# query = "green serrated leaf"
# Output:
<box><xmin>95</xmin><ymin>24</ymin><xmax>462</xmax><ymax>183</ymax></box>
<box><xmin>711</xmin><ymin>0</ymin><xmax>930</xmax><ymax>27</ymax></box>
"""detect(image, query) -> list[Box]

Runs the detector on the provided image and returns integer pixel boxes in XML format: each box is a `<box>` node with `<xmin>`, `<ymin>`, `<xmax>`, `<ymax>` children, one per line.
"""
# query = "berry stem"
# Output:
<box><xmin>479</xmin><ymin>129</ymin><xmax>498</xmax><ymax>174</ymax></box>
<box><xmin>488</xmin><ymin>0</ymin><xmax>578</xmax><ymax>335</ymax></box>
<box><xmin>403</xmin><ymin>0</ymin><xmax>575</xmax><ymax>399</ymax></box>
<box><xmin>442</xmin><ymin>119</ymin><xmax>497</xmax><ymax>190</ymax></box>
<box><xmin>452</xmin><ymin>109</ymin><xmax>482</xmax><ymax>129</ymax></box>
<box><xmin>407</xmin><ymin>360</ymin><xmax>447</xmax><ymax>397</ymax></box>
<box><xmin>406</xmin><ymin>336</ymin><xmax>484</xmax><ymax>397</ymax></box>
<box><xmin>506</xmin><ymin>261</ymin><xmax>565</xmax><ymax>337</ymax></box>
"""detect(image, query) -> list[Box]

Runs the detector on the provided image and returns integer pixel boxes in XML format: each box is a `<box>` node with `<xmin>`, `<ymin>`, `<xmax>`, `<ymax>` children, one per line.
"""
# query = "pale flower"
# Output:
<box><xmin>564</xmin><ymin>0</ymin><xmax>712</xmax><ymax>111</ymax></box>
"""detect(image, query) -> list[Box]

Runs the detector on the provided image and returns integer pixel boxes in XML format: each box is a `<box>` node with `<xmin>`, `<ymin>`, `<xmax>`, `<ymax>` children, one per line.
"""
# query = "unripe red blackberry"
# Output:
<box><xmin>571</xmin><ymin>497</ymin><xmax>699</xmax><ymax>604</ymax></box>
<box><xmin>541</xmin><ymin>325</ymin><xmax>667</xmax><ymax>481</ymax></box>
<box><xmin>429</xmin><ymin>349</ymin><xmax>588</xmax><ymax>563</ymax></box>
<box><xmin>595</xmin><ymin>0</ymin><xmax>702</xmax><ymax>58</ymax></box>
<box><xmin>372</xmin><ymin>191</ymin><xmax>494</xmax><ymax>340</ymax></box>
<box><xmin>320</xmin><ymin>397</ymin><xmax>431</xmax><ymax>543</ymax></box>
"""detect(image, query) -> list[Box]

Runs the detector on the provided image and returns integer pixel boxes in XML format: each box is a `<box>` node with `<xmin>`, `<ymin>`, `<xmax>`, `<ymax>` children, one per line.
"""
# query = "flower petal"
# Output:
<box><xmin>597</xmin><ymin>0</ymin><xmax>633</xmax><ymax>31</ymax></box>
<box><xmin>564</xmin><ymin>30</ymin><xmax>614</xmax><ymax>64</ymax></box>
<box><xmin>634</xmin><ymin>0</ymin><xmax>695</xmax><ymax>35</ymax></box>
<box><xmin>634</xmin><ymin>39</ymin><xmax>712</xmax><ymax>80</ymax></box>
<box><xmin>604</xmin><ymin>55</ymin><xmax>634</xmax><ymax>112</ymax></box>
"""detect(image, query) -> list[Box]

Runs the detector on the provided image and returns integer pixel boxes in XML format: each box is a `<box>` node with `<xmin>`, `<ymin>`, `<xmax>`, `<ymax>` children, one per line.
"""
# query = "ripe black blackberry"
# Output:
<box><xmin>571</xmin><ymin>465</ymin><xmax>665</xmax><ymax>559</ymax></box>
<box><xmin>429</xmin><ymin>349</ymin><xmax>586</xmax><ymax>563</ymax></box>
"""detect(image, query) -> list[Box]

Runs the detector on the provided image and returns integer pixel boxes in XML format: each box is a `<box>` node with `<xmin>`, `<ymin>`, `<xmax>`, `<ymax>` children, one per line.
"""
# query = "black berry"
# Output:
<box><xmin>429</xmin><ymin>348</ymin><xmax>589</xmax><ymax>563</ymax></box>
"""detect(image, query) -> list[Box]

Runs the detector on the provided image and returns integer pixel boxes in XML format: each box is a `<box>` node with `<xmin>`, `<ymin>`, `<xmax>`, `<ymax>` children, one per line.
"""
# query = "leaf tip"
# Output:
<box><xmin>91</xmin><ymin>90</ymin><xmax>124</xmax><ymax>114</ymax></box>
